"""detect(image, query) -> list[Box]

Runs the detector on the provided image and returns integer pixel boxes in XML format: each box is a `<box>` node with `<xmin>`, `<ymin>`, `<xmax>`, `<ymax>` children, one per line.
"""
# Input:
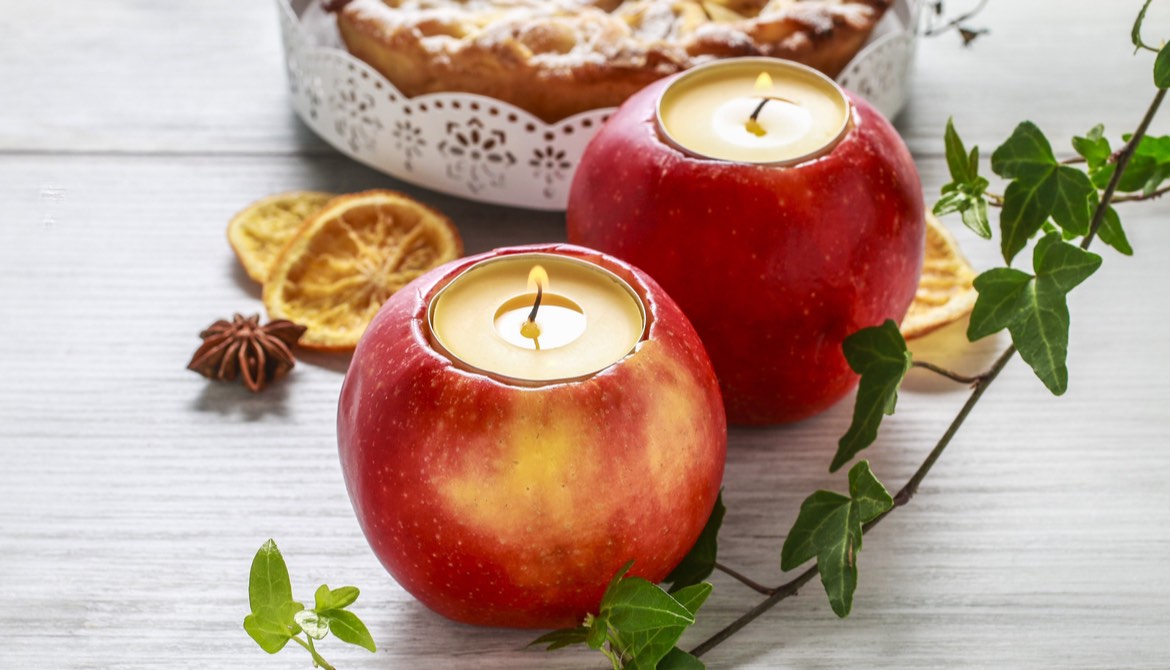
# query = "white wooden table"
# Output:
<box><xmin>2</xmin><ymin>1</ymin><xmax>1169</xmax><ymax>668</ymax></box>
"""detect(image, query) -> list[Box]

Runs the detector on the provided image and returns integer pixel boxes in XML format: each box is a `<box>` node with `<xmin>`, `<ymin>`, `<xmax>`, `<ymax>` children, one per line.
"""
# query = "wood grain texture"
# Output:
<box><xmin>1</xmin><ymin>1</ymin><xmax>1169</xmax><ymax>668</ymax></box>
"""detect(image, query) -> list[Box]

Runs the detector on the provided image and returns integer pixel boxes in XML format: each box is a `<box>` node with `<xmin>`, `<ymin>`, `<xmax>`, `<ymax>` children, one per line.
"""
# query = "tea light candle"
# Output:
<box><xmin>428</xmin><ymin>253</ymin><xmax>646</xmax><ymax>382</ymax></box>
<box><xmin>656</xmin><ymin>58</ymin><xmax>851</xmax><ymax>164</ymax></box>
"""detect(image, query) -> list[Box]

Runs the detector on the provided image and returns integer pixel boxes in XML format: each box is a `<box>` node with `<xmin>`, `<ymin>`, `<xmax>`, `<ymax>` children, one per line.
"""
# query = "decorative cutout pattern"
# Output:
<box><xmin>278</xmin><ymin>0</ymin><xmax>920</xmax><ymax>211</ymax></box>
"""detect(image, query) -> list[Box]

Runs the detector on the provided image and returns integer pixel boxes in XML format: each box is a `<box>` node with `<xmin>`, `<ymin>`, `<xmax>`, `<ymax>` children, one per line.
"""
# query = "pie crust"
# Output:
<box><xmin>328</xmin><ymin>0</ymin><xmax>891</xmax><ymax>122</ymax></box>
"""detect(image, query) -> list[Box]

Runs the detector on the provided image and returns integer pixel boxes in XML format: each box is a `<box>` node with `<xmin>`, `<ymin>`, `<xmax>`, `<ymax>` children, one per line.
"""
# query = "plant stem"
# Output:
<box><xmin>690</xmin><ymin>345</ymin><xmax>1016</xmax><ymax>658</ymax></box>
<box><xmin>911</xmin><ymin>360</ymin><xmax>985</xmax><ymax>385</ymax></box>
<box><xmin>714</xmin><ymin>562</ymin><xmax>775</xmax><ymax>595</ymax></box>
<box><xmin>291</xmin><ymin>635</ymin><xmax>336</xmax><ymax>670</ymax></box>
<box><xmin>1084</xmin><ymin>88</ymin><xmax>1166</xmax><ymax>251</ymax></box>
<box><xmin>1113</xmin><ymin>184</ymin><xmax>1170</xmax><ymax>202</ymax></box>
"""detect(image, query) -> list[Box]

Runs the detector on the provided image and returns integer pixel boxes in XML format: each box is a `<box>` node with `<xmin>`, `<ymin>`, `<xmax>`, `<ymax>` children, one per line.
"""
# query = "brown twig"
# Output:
<box><xmin>714</xmin><ymin>562</ymin><xmax>775</xmax><ymax>596</ymax></box>
<box><xmin>911</xmin><ymin>360</ymin><xmax>985</xmax><ymax>385</ymax></box>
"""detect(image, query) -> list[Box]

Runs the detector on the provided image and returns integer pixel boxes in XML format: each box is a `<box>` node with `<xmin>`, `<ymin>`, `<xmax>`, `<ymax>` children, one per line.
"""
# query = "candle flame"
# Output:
<box><xmin>528</xmin><ymin>264</ymin><xmax>549</xmax><ymax>292</ymax></box>
<box><xmin>754</xmin><ymin>72</ymin><xmax>773</xmax><ymax>92</ymax></box>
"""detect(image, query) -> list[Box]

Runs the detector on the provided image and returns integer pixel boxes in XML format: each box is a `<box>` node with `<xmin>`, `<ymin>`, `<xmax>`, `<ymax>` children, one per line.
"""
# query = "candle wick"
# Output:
<box><xmin>749</xmin><ymin>97</ymin><xmax>770</xmax><ymax>123</ymax></box>
<box><xmin>526</xmin><ymin>283</ymin><xmax>544</xmax><ymax>325</ymax></box>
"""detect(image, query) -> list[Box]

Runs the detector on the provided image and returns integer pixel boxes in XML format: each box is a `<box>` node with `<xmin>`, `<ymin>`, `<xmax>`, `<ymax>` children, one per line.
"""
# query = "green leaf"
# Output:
<box><xmin>249</xmin><ymin>539</ymin><xmax>295</xmax><ymax>624</ymax></box>
<box><xmin>1097</xmin><ymin>205</ymin><xmax>1133</xmax><ymax>256</ymax></box>
<box><xmin>528</xmin><ymin>626</ymin><xmax>589</xmax><ymax>651</ymax></box>
<box><xmin>670</xmin><ymin>583</ymin><xmax>713</xmax><ymax>616</ymax></box>
<box><xmin>244</xmin><ymin>614</ymin><xmax>292</xmax><ymax>654</ymax></box>
<box><xmin>315</xmin><ymin>584</ymin><xmax>360</xmax><ymax>612</ymax></box>
<box><xmin>1093</xmin><ymin>154</ymin><xmax>1159</xmax><ymax>193</ymax></box>
<box><xmin>1032</xmin><ymin>232</ymin><xmax>1102</xmax><ymax>293</ymax></box>
<box><xmin>665</xmin><ymin>493</ymin><xmax>725</xmax><ymax>593</ymax></box>
<box><xmin>999</xmin><ymin>175</ymin><xmax>1057</xmax><ymax>264</ymax></box>
<box><xmin>1133</xmin><ymin>0</ymin><xmax>1156</xmax><ymax>52</ymax></box>
<box><xmin>968</xmin><ymin>235</ymin><xmax>1101</xmax><ymax>394</ymax></box>
<box><xmin>603</xmin><ymin>560</ymin><xmax>636</xmax><ymax>603</ymax></box>
<box><xmin>294</xmin><ymin>609</ymin><xmax>330</xmax><ymax>641</ymax></box>
<box><xmin>323</xmin><ymin>608</ymin><xmax>377</xmax><ymax>653</ymax></box>
<box><xmin>991</xmin><ymin>121</ymin><xmax>1056</xmax><ymax>180</ymax></box>
<box><xmin>658</xmin><ymin>647</ymin><xmax>706</xmax><ymax>670</ymax></box>
<box><xmin>832</xmin><ymin>320</ymin><xmax>911</xmax><ymax>473</ymax></box>
<box><xmin>602</xmin><ymin>578</ymin><xmax>695</xmax><ymax>634</ymax></box>
<box><xmin>1072</xmin><ymin>126</ymin><xmax>1110</xmax><ymax>169</ymax></box>
<box><xmin>968</xmin><ymin>268</ymin><xmax>1034</xmax><ymax>341</ymax></box>
<box><xmin>602</xmin><ymin>576</ymin><xmax>702</xmax><ymax>670</ymax></box>
<box><xmin>932</xmin><ymin>190</ymin><xmax>967</xmax><ymax>217</ymax></box>
<box><xmin>1049</xmin><ymin>166</ymin><xmax>1095</xmax><ymax>236</ymax></box>
<box><xmin>780</xmin><ymin>490</ymin><xmax>852</xmax><ymax>571</ymax></box>
<box><xmin>587</xmin><ymin>614</ymin><xmax>608</xmax><ymax>650</ymax></box>
<box><xmin>960</xmin><ymin>196</ymin><xmax>991</xmax><ymax>239</ymax></box>
<box><xmin>944</xmin><ymin>117</ymin><xmax>975</xmax><ymax>182</ymax></box>
<box><xmin>1156</xmin><ymin>43</ymin><xmax>1170</xmax><ymax>88</ymax></box>
<box><xmin>1007</xmin><ymin>280</ymin><xmax>1071</xmax><ymax>395</ymax></box>
<box><xmin>849</xmin><ymin>460</ymin><xmax>895</xmax><ymax>523</ymax></box>
<box><xmin>780</xmin><ymin>462</ymin><xmax>891</xmax><ymax>618</ymax></box>
<box><xmin>279</xmin><ymin>600</ymin><xmax>305</xmax><ymax>636</ymax></box>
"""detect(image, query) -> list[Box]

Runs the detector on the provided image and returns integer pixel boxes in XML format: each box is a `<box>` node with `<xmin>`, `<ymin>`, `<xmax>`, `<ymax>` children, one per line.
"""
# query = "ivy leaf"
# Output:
<box><xmin>1049</xmin><ymin>166</ymin><xmax>1095</xmax><ymax>236</ymax></box>
<box><xmin>968</xmin><ymin>234</ymin><xmax>1102</xmax><ymax>394</ymax></box>
<box><xmin>603</xmin><ymin>578</ymin><xmax>695</xmax><ymax>634</ymax></box>
<box><xmin>849</xmin><ymin>460</ymin><xmax>896</xmax><ymax>522</ymax></box>
<box><xmin>935</xmin><ymin>120</ymin><xmax>992</xmax><ymax>238</ymax></box>
<box><xmin>944</xmin><ymin>117</ymin><xmax>976</xmax><ymax>183</ymax></box>
<box><xmin>244</xmin><ymin>613</ymin><xmax>294</xmax><ymax>654</ymax></box>
<box><xmin>960</xmin><ymin>196</ymin><xmax>991</xmax><ymax>239</ymax></box>
<box><xmin>315</xmin><ymin>584</ymin><xmax>360</xmax><ymax>612</ymax></box>
<box><xmin>832</xmin><ymin>320</ymin><xmax>911</xmax><ymax>473</ymax></box>
<box><xmin>1156</xmin><ymin>43</ymin><xmax>1170</xmax><ymax>89</ymax></box>
<box><xmin>780</xmin><ymin>462</ymin><xmax>893</xmax><ymax>618</ymax></box>
<box><xmin>671</xmin><ymin>583</ymin><xmax>713</xmax><ymax>616</ymax></box>
<box><xmin>1133</xmin><ymin>0</ymin><xmax>1156</xmax><ymax>52</ymax></box>
<box><xmin>658</xmin><ymin>647</ymin><xmax>706</xmax><ymax>670</ymax></box>
<box><xmin>248</xmin><ymin>539</ymin><xmax>296</xmax><ymax>624</ymax></box>
<box><xmin>991</xmin><ymin>121</ymin><xmax>1055</xmax><ymax>180</ymax></box>
<box><xmin>1096</xmin><ymin>204</ymin><xmax>1133</xmax><ymax>256</ymax></box>
<box><xmin>1072</xmin><ymin>125</ymin><xmax>1110</xmax><ymax>169</ymax></box>
<box><xmin>967</xmin><ymin>268</ymin><xmax>1033</xmax><ymax>340</ymax></box>
<box><xmin>665</xmin><ymin>492</ymin><xmax>725</xmax><ymax>593</ymax></box>
<box><xmin>528</xmin><ymin>627</ymin><xmax>589</xmax><ymax>651</ymax></box>
<box><xmin>991</xmin><ymin>122</ymin><xmax>1098</xmax><ymax>260</ymax></box>
<box><xmin>323</xmin><ymin>609</ymin><xmax>376</xmax><ymax>653</ymax></box>
<box><xmin>586</xmin><ymin>615</ymin><xmax>608</xmax><ymax>650</ymax></box>
<box><xmin>602</xmin><ymin>576</ymin><xmax>701</xmax><ymax>670</ymax></box>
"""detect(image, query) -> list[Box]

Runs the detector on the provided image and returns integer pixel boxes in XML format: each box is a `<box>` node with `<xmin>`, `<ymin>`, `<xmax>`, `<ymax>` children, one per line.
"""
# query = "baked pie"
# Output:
<box><xmin>326</xmin><ymin>0</ymin><xmax>891</xmax><ymax>122</ymax></box>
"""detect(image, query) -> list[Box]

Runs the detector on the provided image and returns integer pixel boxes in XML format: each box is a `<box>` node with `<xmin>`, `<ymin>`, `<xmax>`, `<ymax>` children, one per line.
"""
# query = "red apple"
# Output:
<box><xmin>337</xmin><ymin>243</ymin><xmax>726</xmax><ymax>628</ymax></box>
<box><xmin>567</xmin><ymin>79</ymin><xmax>924</xmax><ymax>424</ymax></box>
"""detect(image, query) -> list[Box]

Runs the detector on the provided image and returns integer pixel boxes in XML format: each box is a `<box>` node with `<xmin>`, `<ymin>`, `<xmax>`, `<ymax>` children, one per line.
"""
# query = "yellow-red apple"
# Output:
<box><xmin>337</xmin><ymin>243</ymin><xmax>726</xmax><ymax>628</ymax></box>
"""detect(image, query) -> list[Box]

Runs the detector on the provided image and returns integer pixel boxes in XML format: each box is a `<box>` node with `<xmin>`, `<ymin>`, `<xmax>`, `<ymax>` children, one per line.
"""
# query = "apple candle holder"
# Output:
<box><xmin>337</xmin><ymin>244</ymin><xmax>726</xmax><ymax>628</ymax></box>
<box><xmin>567</xmin><ymin>58</ymin><xmax>925</xmax><ymax>425</ymax></box>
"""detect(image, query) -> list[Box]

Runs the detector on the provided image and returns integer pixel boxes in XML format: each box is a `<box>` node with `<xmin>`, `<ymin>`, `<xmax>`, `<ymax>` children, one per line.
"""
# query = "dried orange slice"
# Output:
<box><xmin>263</xmin><ymin>190</ymin><xmax>462</xmax><ymax>350</ymax></box>
<box><xmin>901</xmin><ymin>213</ymin><xmax>979</xmax><ymax>340</ymax></box>
<box><xmin>228</xmin><ymin>191</ymin><xmax>335</xmax><ymax>282</ymax></box>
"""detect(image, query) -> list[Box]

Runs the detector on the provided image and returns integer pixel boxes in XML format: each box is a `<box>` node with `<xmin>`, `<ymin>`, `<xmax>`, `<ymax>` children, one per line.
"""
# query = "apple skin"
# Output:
<box><xmin>567</xmin><ymin>79</ymin><xmax>924</xmax><ymax>424</ymax></box>
<box><xmin>337</xmin><ymin>243</ymin><xmax>726</xmax><ymax>629</ymax></box>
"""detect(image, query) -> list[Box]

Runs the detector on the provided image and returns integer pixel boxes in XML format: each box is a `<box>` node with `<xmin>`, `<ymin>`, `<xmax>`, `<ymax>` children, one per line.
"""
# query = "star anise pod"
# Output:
<box><xmin>188</xmin><ymin>314</ymin><xmax>307</xmax><ymax>392</ymax></box>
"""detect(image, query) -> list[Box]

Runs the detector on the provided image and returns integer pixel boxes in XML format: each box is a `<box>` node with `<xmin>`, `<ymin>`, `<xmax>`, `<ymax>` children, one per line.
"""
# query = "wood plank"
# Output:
<box><xmin>1</xmin><ymin>154</ymin><xmax>1168</xmax><ymax>667</ymax></box>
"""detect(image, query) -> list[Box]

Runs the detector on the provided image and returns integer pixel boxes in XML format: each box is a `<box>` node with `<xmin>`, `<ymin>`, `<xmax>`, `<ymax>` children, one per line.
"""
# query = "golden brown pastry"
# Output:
<box><xmin>328</xmin><ymin>0</ymin><xmax>890</xmax><ymax>122</ymax></box>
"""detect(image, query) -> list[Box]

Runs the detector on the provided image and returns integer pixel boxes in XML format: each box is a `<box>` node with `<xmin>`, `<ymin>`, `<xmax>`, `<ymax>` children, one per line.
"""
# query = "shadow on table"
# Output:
<box><xmin>191</xmin><ymin>376</ymin><xmax>291</xmax><ymax>420</ymax></box>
